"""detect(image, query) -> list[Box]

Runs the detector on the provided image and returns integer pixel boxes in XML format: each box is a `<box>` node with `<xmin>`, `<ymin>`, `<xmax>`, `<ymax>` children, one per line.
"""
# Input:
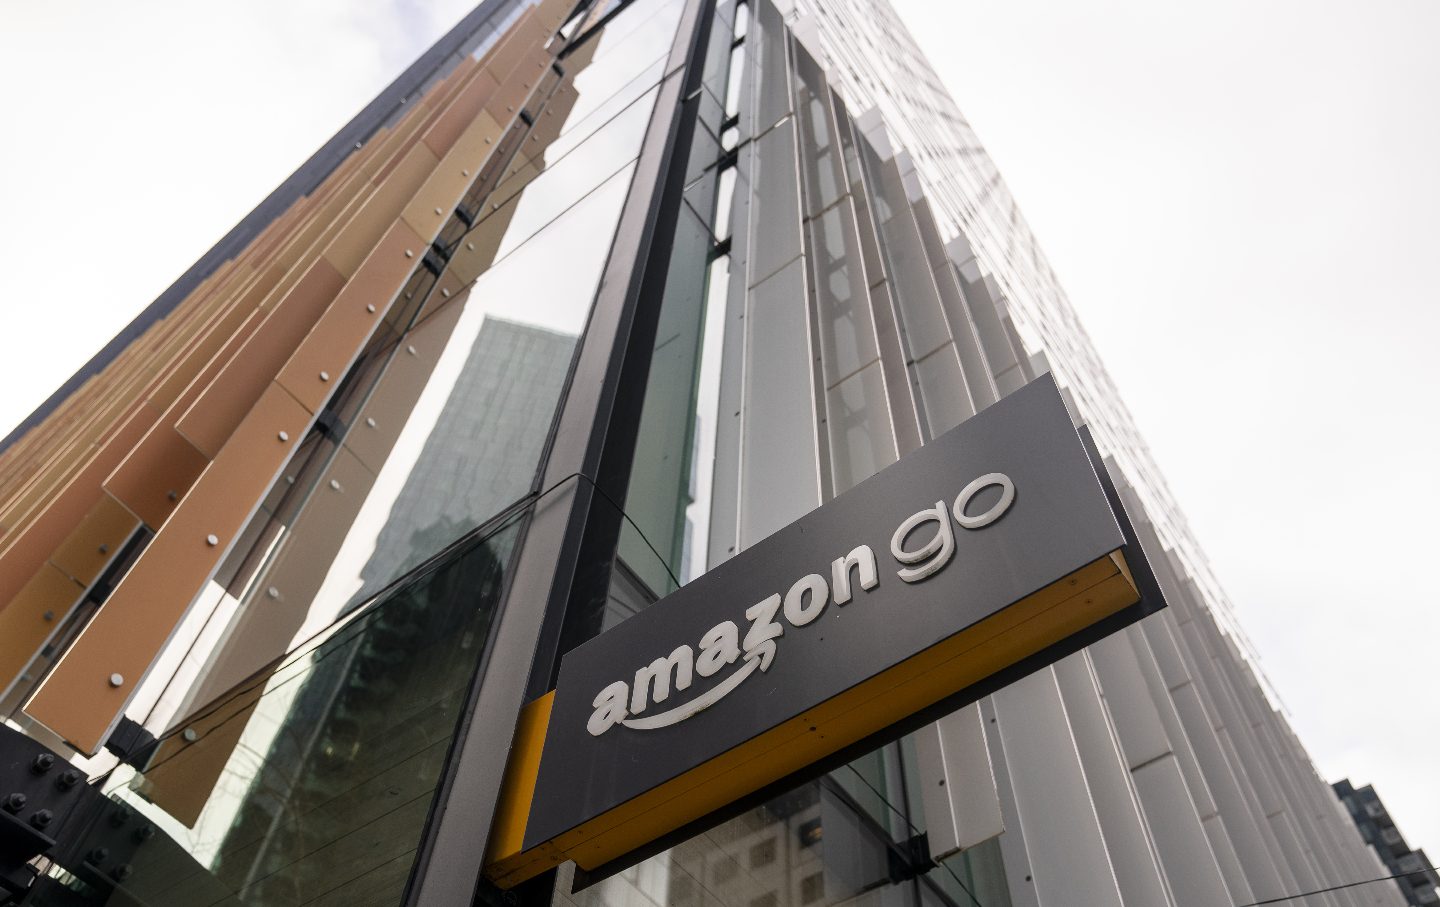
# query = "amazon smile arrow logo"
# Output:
<box><xmin>586</xmin><ymin>472</ymin><xmax>1015</xmax><ymax>737</ymax></box>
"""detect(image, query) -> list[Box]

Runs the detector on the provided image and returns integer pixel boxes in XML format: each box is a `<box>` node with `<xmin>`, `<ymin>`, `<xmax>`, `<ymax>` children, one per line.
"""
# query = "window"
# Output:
<box><xmin>750</xmin><ymin>836</ymin><xmax>778</xmax><ymax>868</ymax></box>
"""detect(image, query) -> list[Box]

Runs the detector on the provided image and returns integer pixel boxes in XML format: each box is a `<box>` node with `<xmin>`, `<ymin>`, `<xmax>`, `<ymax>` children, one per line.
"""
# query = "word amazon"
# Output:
<box><xmin>587</xmin><ymin>472</ymin><xmax>1017</xmax><ymax>736</ymax></box>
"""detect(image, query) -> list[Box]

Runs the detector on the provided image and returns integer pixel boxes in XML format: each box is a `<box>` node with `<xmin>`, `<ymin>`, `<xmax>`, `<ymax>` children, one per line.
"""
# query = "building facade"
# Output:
<box><xmin>1335</xmin><ymin>780</ymin><xmax>1440</xmax><ymax>905</ymax></box>
<box><xmin>0</xmin><ymin>0</ymin><xmax>1414</xmax><ymax>905</ymax></box>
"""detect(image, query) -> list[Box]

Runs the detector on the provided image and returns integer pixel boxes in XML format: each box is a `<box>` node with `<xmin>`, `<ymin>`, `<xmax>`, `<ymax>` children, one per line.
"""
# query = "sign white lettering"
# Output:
<box><xmin>585</xmin><ymin>472</ymin><xmax>1015</xmax><ymax>736</ymax></box>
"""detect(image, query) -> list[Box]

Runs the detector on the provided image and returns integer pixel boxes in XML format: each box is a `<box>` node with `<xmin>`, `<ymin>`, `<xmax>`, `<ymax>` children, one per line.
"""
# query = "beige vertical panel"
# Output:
<box><xmin>485</xmin><ymin>56</ymin><xmax>544</xmax><ymax>127</ymax></box>
<box><xmin>415</xmin><ymin>273</ymin><xmax>470</xmax><ymax>324</ymax></box>
<box><xmin>139</xmin><ymin>681</ymin><xmax>265</xmax><ymax>827</ymax></box>
<box><xmin>483</xmin><ymin>12</ymin><xmax>548</xmax><ymax>81</ymax></box>
<box><xmin>175</xmin><ymin>259</ymin><xmax>346</xmax><ymax>458</ymax></box>
<box><xmin>278</xmin><ymin>222</ymin><xmax>424</xmax><ymax>414</ymax></box>
<box><xmin>447</xmin><ymin>225</ymin><xmax>503</xmax><ymax>286</ymax></box>
<box><xmin>189</xmin><ymin>445</ymin><xmax>375</xmax><ymax>709</ymax></box>
<box><xmin>26</xmin><ymin>383</ymin><xmax>312</xmax><ymax>754</ymax></box>
<box><xmin>533</xmin><ymin>0</ymin><xmax>573</xmax><ymax>31</ymax></box>
<box><xmin>0</xmin><ymin>495</ymin><xmax>137</xmax><ymax>706</ymax></box>
<box><xmin>0</xmin><ymin>565</ymin><xmax>84</xmax><ymax>700</ymax></box>
<box><xmin>346</xmin><ymin>299</ymin><xmax>465</xmax><ymax>474</ymax></box>
<box><xmin>0</xmin><ymin>402</ymin><xmax>152</xmax><ymax>613</ymax></box>
<box><xmin>322</xmin><ymin>143</ymin><xmax>440</xmax><ymax>279</ymax></box>
<box><xmin>402</xmin><ymin>111</ymin><xmax>505</xmax><ymax>242</ymax></box>
<box><xmin>145</xmin><ymin>301</ymin><xmax>468</xmax><ymax>823</ymax></box>
<box><xmin>103</xmin><ymin>423</ymin><xmax>210</xmax><ymax>529</ymax></box>
<box><xmin>48</xmin><ymin>495</ymin><xmax>138</xmax><ymax>587</ymax></box>
<box><xmin>422</xmin><ymin>68</ymin><xmax>502</xmax><ymax>159</ymax></box>
<box><xmin>143</xmin><ymin>263</ymin><xmax>286</xmax><ymax>412</ymax></box>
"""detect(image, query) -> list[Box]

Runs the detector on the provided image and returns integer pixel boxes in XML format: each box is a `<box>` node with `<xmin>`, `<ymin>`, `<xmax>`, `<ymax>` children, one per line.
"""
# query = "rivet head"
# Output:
<box><xmin>278</xmin><ymin>430</ymin><xmax>289</xmax><ymax>442</ymax></box>
<box><xmin>182</xmin><ymin>728</ymin><xmax>199</xmax><ymax>742</ymax></box>
<box><xmin>319</xmin><ymin>371</ymin><xmax>330</xmax><ymax>382</ymax></box>
<box><xmin>98</xmin><ymin>544</ymin><xmax>109</xmax><ymax>554</ymax></box>
<box><xmin>206</xmin><ymin>534</ymin><xmax>219</xmax><ymax>546</ymax></box>
<box><xmin>404</xmin><ymin>249</ymin><xmax>414</xmax><ymax>258</ymax></box>
<box><xmin>434</xmin><ymin>207</ymin><xmax>443</xmax><ymax>215</ymax></box>
<box><xmin>484</xmin><ymin>137</ymin><xmax>491</xmax><ymax>144</ymax></box>
<box><xmin>167</xmin><ymin>490</ymin><xmax>178</xmax><ymax>501</ymax></box>
<box><xmin>266</xmin><ymin>586</ymin><xmax>281</xmax><ymax>600</ymax></box>
<box><xmin>329</xmin><ymin>479</ymin><xmax>342</xmax><ymax>491</ymax></box>
<box><xmin>441</xmin><ymin>288</ymin><xmax>451</xmax><ymax>298</ymax></box>
<box><xmin>42</xmin><ymin>610</ymin><xmax>54</xmax><ymax>622</ymax></box>
<box><xmin>365</xmin><ymin>417</ymin><xmax>376</xmax><ymax>428</ymax></box>
<box><xmin>366</xmin><ymin>304</ymin><xmax>376</xmax><ymax>313</ymax></box>
<box><xmin>462</xmin><ymin>170</ymin><xmax>470</xmax><ymax>177</ymax></box>
<box><xmin>406</xmin><ymin>345</ymin><xmax>417</xmax><ymax>356</ymax></box>
<box><xmin>108</xmin><ymin>673</ymin><xmax>124</xmax><ymax>688</ymax></box>
<box><xmin>466</xmin><ymin>242</ymin><xmax>475</xmax><ymax>251</ymax></box>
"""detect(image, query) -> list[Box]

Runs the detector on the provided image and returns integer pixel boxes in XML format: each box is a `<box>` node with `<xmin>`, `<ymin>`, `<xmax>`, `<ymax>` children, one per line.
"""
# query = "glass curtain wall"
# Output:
<box><xmin>25</xmin><ymin>1</ymin><xmax>688</xmax><ymax>904</ymax></box>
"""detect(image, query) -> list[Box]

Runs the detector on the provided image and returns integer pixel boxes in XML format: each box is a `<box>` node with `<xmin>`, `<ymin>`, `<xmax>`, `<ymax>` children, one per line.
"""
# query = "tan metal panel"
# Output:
<box><xmin>26</xmin><ymin>382</ymin><xmax>312</xmax><ymax>754</ymax></box>
<box><xmin>139</xmin><ymin>681</ymin><xmax>265</xmax><ymax>827</ymax></box>
<box><xmin>48</xmin><ymin>495</ymin><xmax>139</xmax><ymax>587</ymax></box>
<box><xmin>280</xmin><ymin>221</ymin><xmax>424</xmax><ymax>414</ymax></box>
<box><xmin>484</xmin><ymin>12</ymin><xmax>547</xmax><ymax>80</ymax></box>
<box><xmin>321</xmin><ymin>143</ymin><xmax>439</xmax><ymax>279</ymax></box>
<box><xmin>145</xmin><ymin>263</ymin><xmax>286</xmax><ymax>412</ymax></box>
<box><xmin>176</xmin><ymin>258</ymin><xmax>345</xmax><ymax>458</ymax></box>
<box><xmin>534</xmin><ymin>0</ymin><xmax>574</xmax><ymax>30</ymax></box>
<box><xmin>485</xmin><ymin>55</ymin><xmax>545</xmax><ymax>128</ymax></box>
<box><xmin>103</xmin><ymin>423</ymin><xmax>210</xmax><ymax>530</ymax></box>
<box><xmin>0</xmin><ymin>564</ymin><xmax>84</xmax><ymax>702</ymax></box>
<box><xmin>402</xmin><ymin>111</ymin><xmax>504</xmax><ymax>243</ymax></box>
<box><xmin>0</xmin><ymin>401</ymin><xmax>152</xmax><ymax>615</ymax></box>
<box><xmin>422</xmin><ymin>68</ymin><xmax>501</xmax><ymax>159</ymax></box>
<box><xmin>188</xmin><ymin>444</ymin><xmax>374</xmax><ymax>708</ymax></box>
<box><xmin>415</xmin><ymin>271</ymin><xmax>470</xmax><ymax>324</ymax></box>
<box><xmin>346</xmin><ymin>298</ymin><xmax>464</xmax><ymax>474</ymax></box>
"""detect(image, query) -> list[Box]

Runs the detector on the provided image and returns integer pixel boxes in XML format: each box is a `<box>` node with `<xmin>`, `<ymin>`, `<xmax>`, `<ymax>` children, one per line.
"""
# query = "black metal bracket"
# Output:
<box><xmin>887</xmin><ymin>832</ymin><xmax>936</xmax><ymax>884</ymax></box>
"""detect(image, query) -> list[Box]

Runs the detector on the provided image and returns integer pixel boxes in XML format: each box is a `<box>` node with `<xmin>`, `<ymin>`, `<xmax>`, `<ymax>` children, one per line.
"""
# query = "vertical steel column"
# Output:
<box><xmin>402</xmin><ymin>1</ymin><xmax>716</xmax><ymax>902</ymax></box>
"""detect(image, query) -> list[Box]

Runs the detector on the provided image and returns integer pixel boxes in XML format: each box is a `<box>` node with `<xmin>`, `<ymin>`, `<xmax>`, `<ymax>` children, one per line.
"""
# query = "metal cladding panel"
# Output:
<box><xmin>0</xmin><ymin>399</ymin><xmax>152</xmax><ymax>610</ymax></box>
<box><xmin>524</xmin><ymin>376</ymin><xmax>1127</xmax><ymax>849</ymax></box>
<box><xmin>175</xmin><ymin>258</ymin><xmax>346</xmax><ymax>458</ymax></box>
<box><xmin>322</xmin><ymin>143</ymin><xmax>439</xmax><ymax>279</ymax></box>
<box><xmin>47</xmin><ymin>494</ymin><xmax>138</xmax><ymax>588</ymax></box>
<box><xmin>103</xmin><ymin>422</ymin><xmax>210</xmax><ymax>530</ymax></box>
<box><xmin>402</xmin><ymin>110</ymin><xmax>505</xmax><ymax>242</ymax></box>
<box><xmin>419</xmin><ymin>60</ymin><xmax>491</xmax><ymax>158</ymax></box>
<box><xmin>277</xmin><ymin>220</ymin><xmax>424</xmax><ymax>414</ymax></box>
<box><xmin>26</xmin><ymin>383</ymin><xmax>312</xmax><ymax>754</ymax></box>
<box><xmin>0</xmin><ymin>564</ymin><xmax>83</xmax><ymax>701</ymax></box>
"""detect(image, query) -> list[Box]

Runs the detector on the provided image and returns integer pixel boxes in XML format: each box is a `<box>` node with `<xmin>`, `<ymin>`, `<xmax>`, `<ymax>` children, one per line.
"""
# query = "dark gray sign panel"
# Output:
<box><xmin>486</xmin><ymin>376</ymin><xmax>1158</xmax><ymax>884</ymax></box>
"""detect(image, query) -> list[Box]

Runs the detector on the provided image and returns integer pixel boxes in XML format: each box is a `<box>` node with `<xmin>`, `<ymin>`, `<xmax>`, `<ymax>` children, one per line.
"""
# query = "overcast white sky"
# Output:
<box><xmin>3</xmin><ymin>0</ymin><xmax>1437</xmax><ymax>867</ymax></box>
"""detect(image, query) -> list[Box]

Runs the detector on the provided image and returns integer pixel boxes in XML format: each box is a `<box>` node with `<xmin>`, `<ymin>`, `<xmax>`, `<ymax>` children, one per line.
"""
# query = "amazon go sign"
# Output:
<box><xmin>488</xmin><ymin>377</ymin><xmax>1154</xmax><ymax>887</ymax></box>
<box><xmin>588</xmin><ymin>473</ymin><xmax>1016</xmax><ymax>736</ymax></box>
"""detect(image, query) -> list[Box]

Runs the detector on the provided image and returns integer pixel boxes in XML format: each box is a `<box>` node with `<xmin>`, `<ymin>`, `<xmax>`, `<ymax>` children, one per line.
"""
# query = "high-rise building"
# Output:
<box><xmin>0</xmin><ymin>1</ymin><xmax>1413</xmax><ymax>906</ymax></box>
<box><xmin>1335</xmin><ymin>780</ymin><xmax>1440</xmax><ymax>905</ymax></box>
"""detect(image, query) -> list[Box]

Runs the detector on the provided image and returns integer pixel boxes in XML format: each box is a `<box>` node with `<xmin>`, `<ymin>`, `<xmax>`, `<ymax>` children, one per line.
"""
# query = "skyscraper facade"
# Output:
<box><xmin>0</xmin><ymin>1</ymin><xmax>1409</xmax><ymax>906</ymax></box>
